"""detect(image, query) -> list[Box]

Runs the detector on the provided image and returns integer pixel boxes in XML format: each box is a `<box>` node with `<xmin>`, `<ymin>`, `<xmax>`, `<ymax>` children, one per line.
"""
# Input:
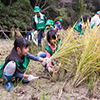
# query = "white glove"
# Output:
<box><xmin>28</xmin><ymin>75</ymin><xmax>39</xmax><ymax>81</ymax></box>
<box><xmin>34</xmin><ymin>31</ymin><xmax>38</xmax><ymax>35</ymax></box>
<box><xmin>43</xmin><ymin>58</ymin><xmax>51</xmax><ymax>64</ymax></box>
<box><xmin>43</xmin><ymin>36</ymin><xmax>46</xmax><ymax>40</ymax></box>
<box><xmin>48</xmin><ymin>67</ymin><xmax>53</xmax><ymax>72</ymax></box>
<box><xmin>33</xmin><ymin>38</ymin><xmax>38</xmax><ymax>46</ymax></box>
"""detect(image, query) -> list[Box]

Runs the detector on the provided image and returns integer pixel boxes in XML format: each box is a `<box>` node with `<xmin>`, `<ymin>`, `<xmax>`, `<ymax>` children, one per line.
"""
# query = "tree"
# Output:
<box><xmin>1</xmin><ymin>0</ymin><xmax>17</xmax><ymax>6</ymax></box>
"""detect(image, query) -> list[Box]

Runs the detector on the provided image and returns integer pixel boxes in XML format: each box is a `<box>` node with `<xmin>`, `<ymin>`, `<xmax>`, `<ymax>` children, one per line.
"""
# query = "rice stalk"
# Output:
<box><xmin>50</xmin><ymin>27</ymin><xmax>83</xmax><ymax>80</ymax></box>
<box><xmin>73</xmin><ymin>25</ymin><xmax>100</xmax><ymax>87</ymax></box>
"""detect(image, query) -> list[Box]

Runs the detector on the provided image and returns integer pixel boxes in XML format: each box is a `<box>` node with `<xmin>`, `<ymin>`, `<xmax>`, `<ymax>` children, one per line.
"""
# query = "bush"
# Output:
<box><xmin>0</xmin><ymin>0</ymin><xmax>33</xmax><ymax>30</ymax></box>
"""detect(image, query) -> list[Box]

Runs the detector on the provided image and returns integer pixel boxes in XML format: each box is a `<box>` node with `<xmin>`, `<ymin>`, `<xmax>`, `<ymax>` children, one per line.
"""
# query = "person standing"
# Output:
<box><xmin>55</xmin><ymin>19</ymin><xmax>63</xmax><ymax>31</ymax></box>
<box><xmin>33</xmin><ymin>6</ymin><xmax>47</xmax><ymax>47</ymax></box>
<box><xmin>91</xmin><ymin>11</ymin><xmax>100</xmax><ymax>26</ymax></box>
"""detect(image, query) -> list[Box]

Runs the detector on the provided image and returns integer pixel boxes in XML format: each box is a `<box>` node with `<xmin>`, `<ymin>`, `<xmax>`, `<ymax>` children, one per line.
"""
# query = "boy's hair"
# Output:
<box><xmin>14</xmin><ymin>37</ymin><xmax>31</xmax><ymax>50</ymax></box>
<box><xmin>82</xmin><ymin>14</ymin><xmax>91</xmax><ymax>23</ymax></box>
<box><xmin>47</xmin><ymin>30</ymin><xmax>57</xmax><ymax>43</ymax></box>
<box><xmin>27</xmin><ymin>27</ymin><xmax>33</xmax><ymax>31</ymax></box>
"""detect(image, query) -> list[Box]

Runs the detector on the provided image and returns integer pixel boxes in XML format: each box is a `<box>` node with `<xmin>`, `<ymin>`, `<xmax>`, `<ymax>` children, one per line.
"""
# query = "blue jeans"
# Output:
<box><xmin>37</xmin><ymin>52</ymin><xmax>47</xmax><ymax>72</ymax></box>
<box><xmin>37</xmin><ymin>51</ymin><xmax>46</xmax><ymax>65</ymax></box>
<box><xmin>38</xmin><ymin>30</ymin><xmax>44</xmax><ymax>44</ymax></box>
<box><xmin>37</xmin><ymin>51</ymin><xmax>46</xmax><ymax>58</ymax></box>
<box><xmin>27</xmin><ymin>32</ymin><xmax>32</xmax><ymax>40</ymax></box>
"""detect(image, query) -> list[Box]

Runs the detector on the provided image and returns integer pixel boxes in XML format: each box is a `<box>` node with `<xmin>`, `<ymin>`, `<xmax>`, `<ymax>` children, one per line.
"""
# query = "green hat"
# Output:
<box><xmin>34</xmin><ymin>6</ymin><xmax>40</xmax><ymax>13</ymax></box>
<box><xmin>59</xmin><ymin>19</ymin><xmax>63</xmax><ymax>22</ymax></box>
<box><xmin>50</xmin><ymin>20</ymin><xmax>54</xmax><ymax>25</ymax></box>
<box><xmin>46</xmin><ymin>20</ymin><xmax>51</xmax><ymax>25</ymax></box>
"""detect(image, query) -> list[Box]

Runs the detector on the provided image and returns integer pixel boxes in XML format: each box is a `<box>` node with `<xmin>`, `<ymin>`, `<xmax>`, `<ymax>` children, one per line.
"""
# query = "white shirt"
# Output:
<box><xmin>91</xmin><ymin>14</ymin><xmax>100</xmax><ymax>26</ymax></box>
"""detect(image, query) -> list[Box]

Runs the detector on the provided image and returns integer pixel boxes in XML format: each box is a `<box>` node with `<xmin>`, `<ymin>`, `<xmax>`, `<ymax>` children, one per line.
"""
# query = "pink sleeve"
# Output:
<box><xmin>45</xmin><ymin>50</ymin><xmax>52</xmax><ymax>68</ymax></box>
<box><xmin>45</xmin><ymin>50</ymin><xmax>51</xmax><ymax>58</ymax></box>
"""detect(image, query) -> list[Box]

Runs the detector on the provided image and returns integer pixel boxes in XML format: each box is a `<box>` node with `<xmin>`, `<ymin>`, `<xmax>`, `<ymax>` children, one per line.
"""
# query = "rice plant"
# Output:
<box><xmin>49</xmin><ymin>23</ymin><xmax>100</xmax><ymax>88</ymax></box>
<box><xmin>73</xmin><ymin>26</ymin><xmax>100</xmax><ymax>87</ymax></box>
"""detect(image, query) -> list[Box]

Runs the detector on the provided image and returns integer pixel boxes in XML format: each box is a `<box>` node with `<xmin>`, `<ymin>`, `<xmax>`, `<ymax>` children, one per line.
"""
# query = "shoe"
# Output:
<box><xmin>38</xmin><ymin>44</ymin><xmax>42</xmax><ymax>47</ymax></box>
<box><xmin>3</xmin><ymin>72</ymin><xmax>14</xmax><ymax>91</ymax></box>
<box><xmin>43</xmin><ymin>68</ymin><xmax>48</xmax><ymax>73</ymax></box>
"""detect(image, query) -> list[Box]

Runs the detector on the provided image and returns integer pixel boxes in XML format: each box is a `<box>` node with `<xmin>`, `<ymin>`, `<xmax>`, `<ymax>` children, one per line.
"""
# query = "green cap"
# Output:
<box><xmin>59</xmin><ymin>19</ymin><xmax>63</xmax><ymax>22</ymax></box>
<box><xmin>46</xmin><ymin>20</ymin><xmax>54</xmax><ymax>25</ymax></box>
<box><xmin>34</xmin><ymin>6</ymin><xmax>40</xmax><ymax>13</ymax></box>
<box><xmin>46</xmin><ymin>20</ymin><xmax>52</xmax><ymax>25</ymax></box>
<box><xmin>50</xmin><ymin>20</ymin><xmax>54</xmax><ymax>25</ymax></box>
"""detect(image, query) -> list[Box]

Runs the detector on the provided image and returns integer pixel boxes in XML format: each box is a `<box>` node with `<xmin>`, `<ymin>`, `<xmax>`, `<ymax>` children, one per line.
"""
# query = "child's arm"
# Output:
<box><xmin>45</xmin><ymin>50</ymin><xmax>53</xmax><ymax>72</ymax></box>
<box><xmin>46</xmin><ymin>50</ymin><xmax>51</xmax><ymax>58</ymax></box>
<box><xmin>15</xmin><ymin>71</ymin><xmax>28</xmax><ymax>79</ymax></box>
<box><xmin>27</xmin><ymin>52</ymin><xmax>49</xmax><ymax>62</ymax></box>
<box><xmin>15</xmin><ymin>71</ymin><xmax>38</xmax><ymax>81</ymax></box>
<box><xmin>27</xmin><ymin>52</ymin><xmax>39</xmax><ymax>61</ymax></box>
<box><xmin>45</xmin><ymin>50</ymin><xmax>61</xmax><ymax>72</ymax></box>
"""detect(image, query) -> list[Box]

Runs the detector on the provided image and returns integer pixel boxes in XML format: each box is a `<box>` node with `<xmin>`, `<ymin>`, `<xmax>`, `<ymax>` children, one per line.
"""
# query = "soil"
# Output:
<box><xmin>0</xmin><ymin>40</ymin><xmax>100</xmax><ymax>100</ymax></box>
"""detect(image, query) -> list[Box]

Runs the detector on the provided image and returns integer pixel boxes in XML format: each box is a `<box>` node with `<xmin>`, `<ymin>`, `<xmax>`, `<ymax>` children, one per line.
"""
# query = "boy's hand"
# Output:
<box><xmin>34</xmin><ymin>30</ymin><xmax>38</xmax><ymax>34</ymax></box>
<box><xmin>43</xmin><ymin>58</ymin><xmax>51</xmax><ymax>65</ymax></box>
<box><xmin>28</xmin><ymin>75</ymin><xmax>39</xmax><ymax>81</ymax></box>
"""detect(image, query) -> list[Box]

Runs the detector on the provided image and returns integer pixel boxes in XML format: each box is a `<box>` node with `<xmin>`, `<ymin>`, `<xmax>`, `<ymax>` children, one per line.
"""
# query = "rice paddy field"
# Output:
<box><xmin>0</xmin><ymin>26</ymin><xmax>100</xmax><ymax>100</ymax></box>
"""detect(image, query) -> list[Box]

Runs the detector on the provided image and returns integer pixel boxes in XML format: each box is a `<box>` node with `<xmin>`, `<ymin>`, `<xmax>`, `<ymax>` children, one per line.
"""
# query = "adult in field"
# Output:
<box><xmin>91</xmin><ymin>11</ymin><xmax>100</xmax><ymax>26</ymax></box>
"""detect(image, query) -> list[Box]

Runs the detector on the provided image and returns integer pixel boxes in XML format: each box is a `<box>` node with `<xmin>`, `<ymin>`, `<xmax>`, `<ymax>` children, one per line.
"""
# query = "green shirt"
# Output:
<box><xmin>33</xmin><ymin>14</ymin><xmax>46</xmax><ymax>30</ymax></box>
<box><xmin>46</xmin><ymin>41</ymin><xmax>62</xmax><ymax>56</ymax></box>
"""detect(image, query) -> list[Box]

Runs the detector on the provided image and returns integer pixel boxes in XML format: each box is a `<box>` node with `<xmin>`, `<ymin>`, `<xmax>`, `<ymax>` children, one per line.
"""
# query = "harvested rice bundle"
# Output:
<box><xmin>50</xmin><ymin>28</ymin><xmax>83</xmax><ymax>81</ymax></box>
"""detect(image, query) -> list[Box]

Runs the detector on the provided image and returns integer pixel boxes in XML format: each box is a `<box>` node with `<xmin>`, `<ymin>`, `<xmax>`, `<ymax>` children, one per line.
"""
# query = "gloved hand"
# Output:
<box><xmin>55</xmin><ymin>62</ymin><xmax>61</xmax><ymax>72</ymax></box>
<box><xmin>28</xmin><ymin>75</ymin><xmax>39</xmax><ymax>81</ymax></box>
<box><xmin>34</xmin><ymin>30</ymin><xmax>38</xmax><ymax>34</ymax></box>
<box><xmin>43</xmin><ymin>58</ymin><xmax>51</xmax><ymax>65</ymax></box>
<box><xmin>34</xmin><ymin>30</ymin><xmax>38</xmax><ymax>38</ymax></box>
<box><xmin>48</xmin><ymin>67</ymin><xmax>53</xmax><ymax>72</ymax></box>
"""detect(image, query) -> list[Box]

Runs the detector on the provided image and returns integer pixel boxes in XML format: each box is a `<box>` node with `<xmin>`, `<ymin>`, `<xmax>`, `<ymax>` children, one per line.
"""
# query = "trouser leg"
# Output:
<box><xmin>37</xmin><ymin>52</ymin><xmax>47</xmax><ymax>72</ymax></box>
<box><xmin>14</xmin><ymin>71</ymin><xmax>29</xmax><ymax>83</ymax></box>
<box><xmin>38</xmin><ymin>30</ymin><xmax>44</xmax><ymax>46</ymax></box>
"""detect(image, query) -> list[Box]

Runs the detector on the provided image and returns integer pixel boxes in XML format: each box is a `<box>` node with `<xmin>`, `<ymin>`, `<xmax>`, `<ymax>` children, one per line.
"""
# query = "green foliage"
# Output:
<box><xmin>88</xmin><ymin>77</ymin><xmax>94</xmax><ymax>92</ymax></box>
<box><xmin>0</xmin><ymin>0</ymin><xmax>33</xmax><ymax>30</ymax></box>
<box><xmin>0</xmin><ymin>0</ymin><xmax>100</xmax><ymax>30</ymax></box>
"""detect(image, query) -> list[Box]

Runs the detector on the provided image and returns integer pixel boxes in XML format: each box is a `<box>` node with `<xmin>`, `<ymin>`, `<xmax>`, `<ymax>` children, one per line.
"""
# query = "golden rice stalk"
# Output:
<box><xmin>50</xmin><ymin>27</ymin><xmax>83</xmax><ymax>81</ymax></box>
<box><xmin>73</xmin><ymin>25</ymin><xmax>100</xmax><ymax>87</ymax></box>
<box><xmin>50</xmin><ymin>28</ymin><xmax>82</xmax><ymax>61</ymax></box>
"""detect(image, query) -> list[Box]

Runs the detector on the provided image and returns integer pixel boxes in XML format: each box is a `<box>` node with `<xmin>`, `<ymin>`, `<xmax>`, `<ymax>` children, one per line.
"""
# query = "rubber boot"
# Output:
<box><xmin>3</xmin><ymin>72</ymin><xmax>14</xmax><ymax>92</ymax></box>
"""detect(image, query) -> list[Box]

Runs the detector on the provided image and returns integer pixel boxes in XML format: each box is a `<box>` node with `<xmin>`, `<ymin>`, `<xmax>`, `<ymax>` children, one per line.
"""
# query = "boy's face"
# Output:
<box><xmin>98</xmin><ymin>14</ymin><xmax>100</xmax><ymax>18</ymax></box>
<box><xmin>35</xmin><ymin>12</ymin><xmax>40</xmax><ymax>17</ymax></box>
<box><xmin>47</xmin><ymin>25</ymin><xmax>51</xmax><ymax>29</ymax></box>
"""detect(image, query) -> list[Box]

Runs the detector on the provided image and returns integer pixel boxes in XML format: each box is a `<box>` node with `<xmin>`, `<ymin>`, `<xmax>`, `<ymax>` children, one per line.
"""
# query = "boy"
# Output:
<box><xmin>27</xmin><ymin>27</ymin><xmax>33</xmax><ymax>40</ymax></box>
<box><xmin>55</xmin><ymin>19</ymin><xmax>63</xmax><ymax>31</ymax></box>
<box><xmin>33</xmin><ymin>6</ymin><xmax>47</xmax><ymax>47</ymax></box>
